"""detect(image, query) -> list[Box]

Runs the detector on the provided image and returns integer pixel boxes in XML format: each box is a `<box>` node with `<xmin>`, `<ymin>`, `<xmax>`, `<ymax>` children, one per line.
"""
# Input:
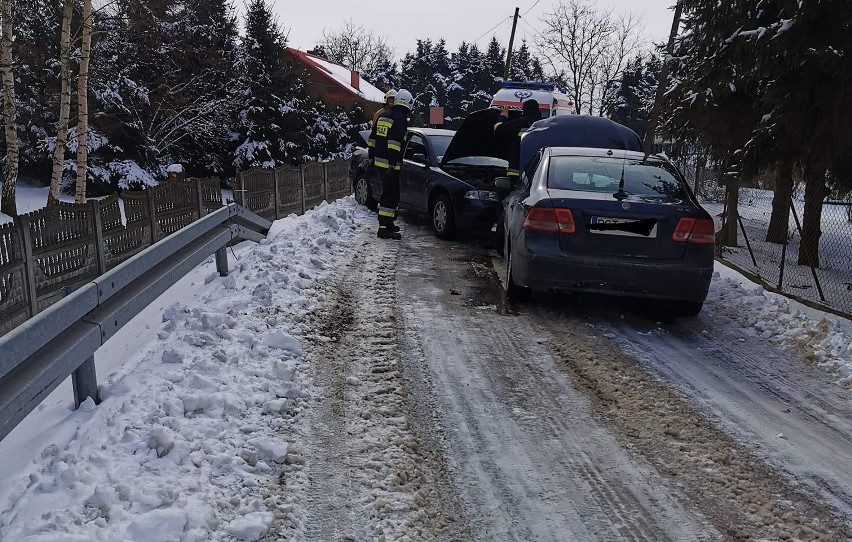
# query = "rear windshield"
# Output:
<box><xmin>547</xmin><ymin>156</ymin><xmax>685</xmax><ymax>198</ymax></box>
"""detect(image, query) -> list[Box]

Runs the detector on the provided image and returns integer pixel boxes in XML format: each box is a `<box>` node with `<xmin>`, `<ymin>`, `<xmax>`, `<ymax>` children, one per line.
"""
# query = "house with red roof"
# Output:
<box><xmin>283</xmin><ymin>48</ymin><xmax>386</xmax><ymax>115</ymax></box>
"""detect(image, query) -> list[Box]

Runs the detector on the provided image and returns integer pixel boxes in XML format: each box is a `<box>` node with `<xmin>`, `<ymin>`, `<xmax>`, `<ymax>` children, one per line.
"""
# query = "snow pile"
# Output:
<box><xmin>0</xmin><ymin>197</ymin><xmax>365</xmax><ymax>541</ymax></box>
<box><xmin>707</xmin><ymin>271</ymin><xmax>852</xmax><ymax>387</ymax></box>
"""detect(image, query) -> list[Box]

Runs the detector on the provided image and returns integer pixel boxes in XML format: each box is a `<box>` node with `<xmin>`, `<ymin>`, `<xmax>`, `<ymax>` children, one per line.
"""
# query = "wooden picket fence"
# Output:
<box><xmin>0</xmin><ymin>158</ymin><xmax>352</xmax><ymax>338</ymax></box>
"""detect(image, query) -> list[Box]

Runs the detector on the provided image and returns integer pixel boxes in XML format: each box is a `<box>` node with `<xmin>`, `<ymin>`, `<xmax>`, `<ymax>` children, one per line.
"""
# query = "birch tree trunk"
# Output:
<box><xmin>75</xmin><ymin>0</ymin><xmax>92</xmax><ymax>203</ymax></box>
<box><xmin>0</xmin><ymin>0</ymin><xmax>19</xmax><ymax>217</ymax></box>
<box><xmin>48</xmin><ymin>0</ymin><xmax>74</xmax><ymax>206</ymax></box>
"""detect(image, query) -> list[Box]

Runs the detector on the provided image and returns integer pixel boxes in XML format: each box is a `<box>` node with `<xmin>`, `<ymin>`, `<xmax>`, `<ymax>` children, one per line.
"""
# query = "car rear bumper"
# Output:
<box><xmin>513</xmin><ymin>249</ymin><xmax>713</xmax><ymax>302</ymax></box>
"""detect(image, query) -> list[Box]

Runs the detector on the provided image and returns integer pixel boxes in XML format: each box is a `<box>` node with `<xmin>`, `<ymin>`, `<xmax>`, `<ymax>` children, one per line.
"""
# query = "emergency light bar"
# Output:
<box><xmin>501</xmin><ymin>81</ymin><xmax>555</xmax><ymax>91</ymax></box>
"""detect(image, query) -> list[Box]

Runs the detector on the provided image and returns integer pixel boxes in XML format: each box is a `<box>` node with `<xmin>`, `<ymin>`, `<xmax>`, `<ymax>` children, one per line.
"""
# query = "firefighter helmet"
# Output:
<box><xmin>395</xmin><ymin>89</ymin><xmax>413</xmax><ymax>110</ymax></box>
<box><xmin>384</xmin><ymin>89</ymin><xmax>396</xmax><ymax>102</ymax></box>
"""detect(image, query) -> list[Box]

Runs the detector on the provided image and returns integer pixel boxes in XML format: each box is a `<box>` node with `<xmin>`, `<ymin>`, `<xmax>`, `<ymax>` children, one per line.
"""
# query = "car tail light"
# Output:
<box><xmin>672</xmin><ymin>217</ymin><xmax>715</xmax><ymax>244</ymax></box>
<box><xmin>523</xmin><ymin>206</ymin><xmax>576</xmax><ymax>234</ymax></box>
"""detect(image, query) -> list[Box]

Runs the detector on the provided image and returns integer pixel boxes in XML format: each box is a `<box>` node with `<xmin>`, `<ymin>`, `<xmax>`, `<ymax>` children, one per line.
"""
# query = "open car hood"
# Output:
<box><xmin>440</xmin><ymin>108</ymin><xmax>505</xmax><ymax>166</ymax></box>
<box><xmin>519</xmin><ymin>115</ymin><xmax>643</xmax><ymax>172</ymax></box>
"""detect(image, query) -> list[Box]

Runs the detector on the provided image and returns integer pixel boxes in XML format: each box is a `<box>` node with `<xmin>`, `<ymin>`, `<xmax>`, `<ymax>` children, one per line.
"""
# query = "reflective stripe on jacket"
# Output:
<box><xmin>368</xmin><ymin>106</ymin><xmax>408</xmax><ymax>170</ymax></box>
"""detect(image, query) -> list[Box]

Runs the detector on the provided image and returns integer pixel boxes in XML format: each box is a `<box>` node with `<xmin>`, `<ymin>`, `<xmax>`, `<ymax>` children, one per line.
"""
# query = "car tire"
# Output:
<box><xmin>354</xmin><ymin>175</ymin><xmax>377</xmax><ymax>211</ymax></box>
<box><xmin>667</xmin><ymin>300</ymin><xmax>703</xmax><ymax>317</ymax></box>
<box><xmin>431</xmin><ymin>194</ymin><xmax>456</xmax><ymax>239</ymax></box>
<box><xmin>505</xmin><ymin>241</ymin><xmax>531</xmax><ymax>302</ymax></box>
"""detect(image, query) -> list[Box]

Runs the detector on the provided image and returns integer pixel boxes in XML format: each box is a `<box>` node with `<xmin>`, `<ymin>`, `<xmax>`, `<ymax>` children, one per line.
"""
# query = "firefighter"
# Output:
<box><xmin>491</xmin><ymin>99</ymin><xmax>542</xmax><ymax>240</ymax></box>
<box><xmin>368</xmin><ymin>88</ymin><xmax>413</xmax><ymax>240</ymax></box>
<box><xmin>372</xmin><ymin>89</ymin><xmax>396</xmax><ymax>124</ymax></box>
<box><xmin>493</xmin><ymin>98</ymin><xmax>542</xmax><ymax>181</ymax></box>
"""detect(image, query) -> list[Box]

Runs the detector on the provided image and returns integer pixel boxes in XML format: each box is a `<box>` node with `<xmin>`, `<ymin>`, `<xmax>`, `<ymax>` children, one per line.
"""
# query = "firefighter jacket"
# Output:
<box><xmin>493</xmin><ymin>111</ymin><xmax>542</xmax><ymax>177</ymax></box>
<box><xmin>368</xmin><ymin>106</ymin><xmax>409</xmax><ymax>171</ymax></box>
<box><xmin>372</xmin><ymin>106</ymin><xmax>390</xmax><ymax>124</ymax></box>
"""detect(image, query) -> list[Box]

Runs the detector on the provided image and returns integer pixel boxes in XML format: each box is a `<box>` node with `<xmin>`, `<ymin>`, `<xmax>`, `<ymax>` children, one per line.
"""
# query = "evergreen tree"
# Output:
<box><xmin>233</xmin><ymin>0</ymin><xmax>298</xmax><ymax>169</ymax></box>
<box><xmin>508</xmin><ymin>40</ymin><xmax>545</xmax><ymax>82</ymax></box>
<box><xmin>446</xmin><ymin>42</ymin><xmax>490</xmax><ymax>128</ymax></box>
<box><xmin>482</xmin><ymin>37</ymin><xmax>505</xmax><ymax>93</ymax></box>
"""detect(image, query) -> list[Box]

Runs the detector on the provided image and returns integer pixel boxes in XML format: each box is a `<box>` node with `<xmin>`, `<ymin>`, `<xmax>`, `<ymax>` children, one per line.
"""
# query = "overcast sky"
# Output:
<box><xmin>262</xmin><ymin>0</ymin><xmax>678</xmax><ymax>60</ymax></box>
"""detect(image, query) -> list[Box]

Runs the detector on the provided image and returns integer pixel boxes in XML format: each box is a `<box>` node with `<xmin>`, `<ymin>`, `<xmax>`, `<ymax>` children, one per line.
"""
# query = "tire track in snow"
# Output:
<box><xmin>396</xmin><ymin>229</ymin><xmax>719</xmax><ymax>541</ymax></box>
<box><xmin>293</xmin><ymin>231</ymin><xmax>470</xmax><ymax>541</ymax></box>
<box><xmin>604</xmin><ymin>315</ymin><xmax>852</xmax><ymax>526</ymax></box>
<box><xmin>530</xmin><ymin>303</ymin><xmax>848</xmax><ymax>541</ymax></box>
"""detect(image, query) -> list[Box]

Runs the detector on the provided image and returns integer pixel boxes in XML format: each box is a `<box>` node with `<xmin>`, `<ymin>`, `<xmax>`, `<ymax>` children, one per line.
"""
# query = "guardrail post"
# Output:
<box><xmin>72</xmin><ymin>356</ymin><xmax>99</xmax><ymax>408</ymax></box>
<box><xmin>90</xmin><ymin>200</ymin><xmax>108</xmax><ymax>275</ymax></box>
<box><xmin>300</xmin><ymin>165</ymin><xmax>306</xmax><ymax>215</ymax></box>
<box><xmin>322</xmin><ymin>162</ymin><xmax>329</xmax><ymax>202</ymax></box>
<box><xmin>273</xmin><ymin>168</ymin><xmax>281</xmax><ymax>221</ymax></box>
<box><xmin>215</xmin><ymin>247</ymin><xmax>229</xmax><ymax>277</ymax></box>
<box><xmin>146</xmin><ymin>188</ymin><xmax>159</xmax><ymax>243</ymax></box>
<box><xmin>194</xmin><ymin>178</ymin><xmax>205</xmax><ymax>218</ymax></box>
<box><xmin>17</xmin><ymin>216</ymin><xmax>39</xmax><ymax>317</ymax></box>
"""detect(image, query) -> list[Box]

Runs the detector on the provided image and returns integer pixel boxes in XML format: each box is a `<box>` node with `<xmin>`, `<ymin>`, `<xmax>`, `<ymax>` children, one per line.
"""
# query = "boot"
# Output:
<box><xmin>387</xmin><ymin>222</ymin><xmax>400</xmax><ymax>233</ymax></box>
<box><xmin>377</xmin><ymin>227</ymin><xmax>401</xmax><ymax>240</ymax></box>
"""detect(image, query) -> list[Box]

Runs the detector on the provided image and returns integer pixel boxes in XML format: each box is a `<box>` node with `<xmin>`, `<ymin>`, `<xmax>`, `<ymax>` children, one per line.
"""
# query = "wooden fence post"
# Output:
<box><xmin>239</xmin><ymin>171</ymin><xmax>247</xmax><ymax>208</ymax></box>
<box><xmin>322</xmin><ymin>162</ymin><xmax>329</xmax><ymax>203</ymax></box>
<box><xmin>194</xmin><ymin>178</ymin><xmax>205</xmax><ymax>219</ymax></box>
<box><xmin>17</xmin><ymin>217</ymin><xmax>39</xmax><ymax>318</ymax></box>
<box><xmin>300</xmin><ymin>165</ymin><xmax>306</xmax><ymax>215</ymax></box>
<box><xmin>146</xmin><ymin>188</ymin><xmax>159</xmax><ymax>243</ymax></box>
<box><xmin>90</xmin><ymin>200</ymin><xmax>107</xmax><ymax>275</ymax></box>
<box><xmin>273</xmin><ymin>168</ymin><xmax>281</xmax><ymax>220</ymax></box>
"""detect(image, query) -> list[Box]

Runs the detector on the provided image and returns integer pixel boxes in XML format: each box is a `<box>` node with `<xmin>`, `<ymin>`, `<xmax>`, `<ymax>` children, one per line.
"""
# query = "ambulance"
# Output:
<box><xmin>490</xmin><ymin>81</ymin><xmax>574</xmax><ymax>118</ymax></box>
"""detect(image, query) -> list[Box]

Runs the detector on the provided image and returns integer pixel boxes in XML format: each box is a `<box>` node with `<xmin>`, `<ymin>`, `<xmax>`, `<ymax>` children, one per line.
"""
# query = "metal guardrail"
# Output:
<box><xmin>0</xmin><ymin>203</ymin><xmax>272</xmax><ymax>442</ymax></box>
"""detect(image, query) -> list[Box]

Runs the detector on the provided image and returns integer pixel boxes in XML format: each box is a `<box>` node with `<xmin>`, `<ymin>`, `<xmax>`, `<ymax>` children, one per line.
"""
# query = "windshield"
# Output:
<box><xmin>428</xmin><ymin>135</ymin><xmax>453</xmax><ymax>162</ymax></box>
<box><xmin>547</xmin><ymin>156</ymin><xmax>685</xmax><ymax>199</ymax></box>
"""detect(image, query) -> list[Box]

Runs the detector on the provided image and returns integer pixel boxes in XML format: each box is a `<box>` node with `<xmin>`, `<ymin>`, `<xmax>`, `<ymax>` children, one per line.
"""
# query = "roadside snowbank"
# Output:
<box><xmin>0</xmin><ymin>198</ymin><xmax>363</xmax><ymax>541</ymax></box>
<box><xmin>707</xmin><ymin>264</ymin><xmax>852</xmax><ymax>388</ymax></box>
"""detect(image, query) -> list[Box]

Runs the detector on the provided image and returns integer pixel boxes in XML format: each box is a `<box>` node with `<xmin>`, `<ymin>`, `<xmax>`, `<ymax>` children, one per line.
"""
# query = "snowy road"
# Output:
<box><xmin>1</xmin><ymin>197</ymin><xmax>850</xmax><ymax>541</ymax></box>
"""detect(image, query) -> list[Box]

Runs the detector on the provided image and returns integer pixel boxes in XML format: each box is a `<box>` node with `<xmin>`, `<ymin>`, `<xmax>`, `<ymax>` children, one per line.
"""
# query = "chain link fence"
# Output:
<box><xmin>697</xmin><ymin>174</ymin><xmax>852</xmax><ymax>317</ymax></box>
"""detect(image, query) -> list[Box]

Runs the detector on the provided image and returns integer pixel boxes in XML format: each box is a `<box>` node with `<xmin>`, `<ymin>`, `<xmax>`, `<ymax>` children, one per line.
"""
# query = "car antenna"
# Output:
<box><xmin>612</xmin><ymin>138</ymin><xmax>629</xmax><ymax>201</ymax></box>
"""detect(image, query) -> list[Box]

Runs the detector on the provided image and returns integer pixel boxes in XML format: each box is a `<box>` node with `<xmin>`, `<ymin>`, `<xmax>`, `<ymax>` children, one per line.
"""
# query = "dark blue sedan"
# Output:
<box><xmin>349</xmin><ymin>128</ymin><xmax>506</xmax><ymax>239</ymax></box>
<box><xmin>501</xmin><ymin>147</ymin><xmax>715</xmax><ymax>316</ymax></box>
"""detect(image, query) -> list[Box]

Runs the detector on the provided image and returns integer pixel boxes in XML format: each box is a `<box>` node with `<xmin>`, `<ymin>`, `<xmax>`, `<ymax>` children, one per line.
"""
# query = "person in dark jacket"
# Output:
<box><xmin>367</xmin><ymin>89</ymin><xmax>413</xmax><ymax>240</ymax></box>
<box><xmin>493</xmin><ymin>98</ymin><xmax>542</xmax><ymax>181</ymax></box>
<box><xmin>491</xmin><ymin>99</ymin><xmax>542</xmax><ymax>238</ymax></box>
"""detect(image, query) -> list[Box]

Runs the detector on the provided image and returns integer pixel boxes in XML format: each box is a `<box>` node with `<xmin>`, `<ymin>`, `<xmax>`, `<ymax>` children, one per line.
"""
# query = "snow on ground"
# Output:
<box><xmin>1</xmin><ymin>193</ymin><xmax>851</xmax><ymax>540</ymax></box>
<box><xmin>0</xmin><ymin>198</ymin><xmax>363</xmax><ymax>541</ymax></box>
<box><xmin>703</xmin><ymin>188</ymin><xmax>852</xmax><ymax>315</ymax></box>
<box><xmin>0</xmin><ymin>180</ymin><xmax>75</xmax><ymax>224</ymax></box>
<box><xmin>707</xmin><ymin>262</ymin><xmax>852</xmax><ymax>388</ymax></box>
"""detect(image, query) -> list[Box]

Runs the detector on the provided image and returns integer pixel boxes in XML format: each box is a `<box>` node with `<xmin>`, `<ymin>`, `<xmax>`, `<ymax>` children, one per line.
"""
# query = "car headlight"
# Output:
<box><xmin>464</xmin><ymin>190</ymin><xmax>500</xmax><ymax>202</ymax></box>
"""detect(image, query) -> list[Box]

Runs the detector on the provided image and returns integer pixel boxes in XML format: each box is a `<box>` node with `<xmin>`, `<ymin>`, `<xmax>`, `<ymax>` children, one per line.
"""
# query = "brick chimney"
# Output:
<box><xmin>350</xmin><ymin>70</ymin><xmax>360</xmax><ymax>90</ymax></box>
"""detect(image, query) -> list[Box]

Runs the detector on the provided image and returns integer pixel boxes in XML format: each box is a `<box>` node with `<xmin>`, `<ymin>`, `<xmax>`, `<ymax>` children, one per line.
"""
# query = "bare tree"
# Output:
<box><xmin>75</xmin><ymin>0</ymin><xmax>92</xmax><ymax>203</ymax></box>
<box><xmin>48</xmin><ymin>0</ymin><xmax>74</xmax><ymax>206</ymax></box>
<box><xmin>318</xmin><ymin>19</ymin><xmax>392</xmax><ymax>74</ymax></box>
<box><xmin>0</xmin><ymin>0</ymin><xmax>18</xmax><ymax>217</ymax></box>
<box><xmin>536</xmin><ymin>0</ymin><xmax>643</xmax><ymax>115</ymax></box>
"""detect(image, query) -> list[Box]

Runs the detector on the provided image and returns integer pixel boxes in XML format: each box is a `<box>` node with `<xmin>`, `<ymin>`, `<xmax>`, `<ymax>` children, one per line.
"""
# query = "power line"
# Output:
<box><xmin>518</xmin><ymin>16</ymin><xmax>546</xmax><ymax>42</ymax></box>
<box><xmin>522</xmin><ymin>0</ymin><xmax>542</xmax><ymax>17</ymax></box>
<box><xmin>470</xmin><ymin>15</ymin><xmax>513</xmax><ymax>45</ymax></box>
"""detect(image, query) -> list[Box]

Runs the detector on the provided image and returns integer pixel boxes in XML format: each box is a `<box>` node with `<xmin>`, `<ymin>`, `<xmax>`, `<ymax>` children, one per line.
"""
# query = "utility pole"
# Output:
<box><xmin>643</xmin><ymin>1</ymin><xmax>683</xmax><ymax>156</ymax></box>
<box><xmin>503</xmin><ymin>7</ymin><xmax>520</xmax><ymax>81</ymax></box>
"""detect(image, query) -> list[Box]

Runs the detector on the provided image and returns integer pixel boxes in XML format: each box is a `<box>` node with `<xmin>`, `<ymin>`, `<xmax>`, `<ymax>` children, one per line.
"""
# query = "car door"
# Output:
<box><xmin>505</xmin><ymin>150</ymin><xmax>544</xmax><ymax>244</ymax></box>
<box><xmin>400</xmin><ymin>133</ymin><xmax>430</xmax><ymax>211</ymax></box>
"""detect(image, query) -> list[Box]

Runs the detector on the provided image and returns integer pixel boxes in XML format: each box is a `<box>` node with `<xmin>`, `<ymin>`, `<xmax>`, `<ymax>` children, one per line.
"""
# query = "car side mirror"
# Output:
<box><xmin>494</xmin><ymin>177</ymin><xmax>512</xmax><ymax>190</ymax></box>
<box><xmin>413</xmin><ymin>153</ymin><xmax>428</xmax><ymax>166</ymax></box>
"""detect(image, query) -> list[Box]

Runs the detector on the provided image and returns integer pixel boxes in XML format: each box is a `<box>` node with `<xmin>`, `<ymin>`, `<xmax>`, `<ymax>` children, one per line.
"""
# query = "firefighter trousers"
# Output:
<box><xmin>377</xmin><ymin>168</ymin><xmax>400</xmax><ymax>228</ymax></box>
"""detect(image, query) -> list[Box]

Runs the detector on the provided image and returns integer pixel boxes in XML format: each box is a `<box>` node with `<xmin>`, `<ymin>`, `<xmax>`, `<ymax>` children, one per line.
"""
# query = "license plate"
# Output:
<box><xmin>589</xmin><ymin>216</ymin><xmax>658</xmax><ymax>238</ymax></box>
